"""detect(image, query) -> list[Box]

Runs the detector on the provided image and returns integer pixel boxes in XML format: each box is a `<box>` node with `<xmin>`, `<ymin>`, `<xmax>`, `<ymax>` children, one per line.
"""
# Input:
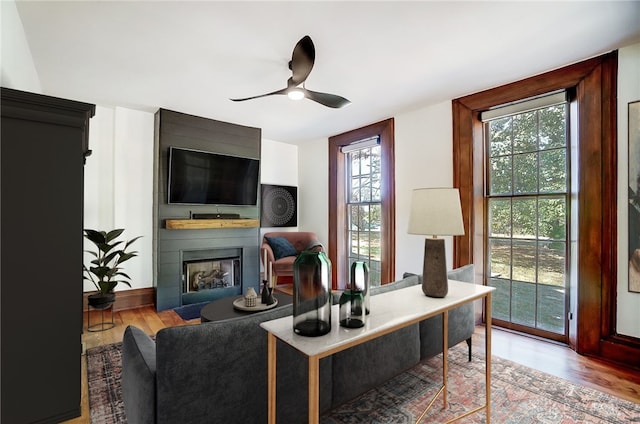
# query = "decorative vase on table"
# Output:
<box><xmin>339</xmin><ymin>286</ymin><xmax>366</xmax><ymax>328</ymax></box>
<box><xmin>293</xmin><ymin>251</ymin><xmax>332</xmax><ymax>336</ymax></box>
<box><xmin>350</xmin><ymin>261</ymin><xmax>370</xmax><ymax>314</ymax></box>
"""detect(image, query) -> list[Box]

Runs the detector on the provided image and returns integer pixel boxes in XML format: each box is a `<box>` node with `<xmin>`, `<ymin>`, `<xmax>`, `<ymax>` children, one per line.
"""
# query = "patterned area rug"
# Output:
<box><xmin>87</xmin><ymin>343</ymin><xmax>127</xmax><ymax>423</ymax></box>
<box><xmin>87</xmin><ymin>342</ymin><xmax>640</xmax><ymax>424</ymax></box>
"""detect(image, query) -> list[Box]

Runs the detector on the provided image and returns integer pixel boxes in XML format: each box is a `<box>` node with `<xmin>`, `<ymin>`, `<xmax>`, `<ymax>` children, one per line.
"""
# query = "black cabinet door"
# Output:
<box><xmin>1</xmin><ymin>88</ymin><xmax>94</xmax><ymax>424</ymax></box>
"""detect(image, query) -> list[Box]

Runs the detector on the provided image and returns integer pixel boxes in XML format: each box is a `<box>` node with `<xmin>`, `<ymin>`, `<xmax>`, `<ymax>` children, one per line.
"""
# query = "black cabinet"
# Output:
<box><xmin>1</xmin><ymin>88</ymin><xmax>94</xmax><ymax>423</ymax></box>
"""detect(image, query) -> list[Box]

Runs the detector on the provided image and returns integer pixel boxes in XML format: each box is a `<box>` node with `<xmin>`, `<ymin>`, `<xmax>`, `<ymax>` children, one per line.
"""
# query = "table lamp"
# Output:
<box><xmin>408</xmin><ymin>188</ymin><xmax>465</xmax><ymax>297</ymax></box>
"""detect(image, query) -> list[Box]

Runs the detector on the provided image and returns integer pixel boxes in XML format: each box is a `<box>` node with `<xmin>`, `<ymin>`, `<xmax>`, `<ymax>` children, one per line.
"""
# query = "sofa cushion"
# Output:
<box><xmin>122</xmin><ymin>326</ymin><xmax>157</xmax><ymax>424</ymax></box>
<box><xmin>266</xmin><ymin>236</ymin><xmax>298</xmax><ymax>260</ymax></box>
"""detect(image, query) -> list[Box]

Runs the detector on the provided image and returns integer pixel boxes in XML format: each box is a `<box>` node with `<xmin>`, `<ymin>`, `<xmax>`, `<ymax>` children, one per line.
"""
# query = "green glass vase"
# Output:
<box><xmin>293</xmin><ymin>251</ymin><xmax>332</xmax><ymax>336</ymax></box>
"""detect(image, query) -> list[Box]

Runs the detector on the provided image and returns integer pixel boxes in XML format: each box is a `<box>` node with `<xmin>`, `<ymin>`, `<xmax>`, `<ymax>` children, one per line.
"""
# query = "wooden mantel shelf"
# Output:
<box><xmin>165</xmin><ymin>218</ymin><xmax>259</xmax><ymax>230</ymax></box>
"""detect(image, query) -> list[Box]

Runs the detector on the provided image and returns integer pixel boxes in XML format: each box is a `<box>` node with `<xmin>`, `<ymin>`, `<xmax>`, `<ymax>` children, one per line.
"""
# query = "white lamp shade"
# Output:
<box><xmin>408</xmin><ymin>188</ymin><xmax>465</xmax><ymax>236</ymax></box>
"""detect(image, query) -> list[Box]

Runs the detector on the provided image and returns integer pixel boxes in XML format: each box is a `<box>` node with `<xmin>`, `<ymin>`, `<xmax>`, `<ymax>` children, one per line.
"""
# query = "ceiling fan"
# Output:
<box><xmin>230</xmin><ymin>35</ymin><xmax>351</xmax><ymax>109</ymax></box>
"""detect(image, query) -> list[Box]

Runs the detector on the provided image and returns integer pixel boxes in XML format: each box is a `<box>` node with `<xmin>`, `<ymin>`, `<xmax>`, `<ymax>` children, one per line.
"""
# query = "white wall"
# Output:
<box><xmin>617</xmin><ymin>42</ymin><xmax>640</xmax><ymax>338</ymax></box>
<box><xmin>394</xmin><ymin>101</ymin><xmax>455</xmax><ymax>279</ymax></box>
<box><xmin>297</xmin><ymin>138</ymin><xmax>329</xmax><ymax>248</ymax></box>
<box><xmin>83</xmin><ymin>107</ymin><xmax>155</xmax><ymax>292</ymax></box>
<box><xmin>0</xmin><ymin>0</ymin><xmax>41</xmax><ymax>92</ymax></box>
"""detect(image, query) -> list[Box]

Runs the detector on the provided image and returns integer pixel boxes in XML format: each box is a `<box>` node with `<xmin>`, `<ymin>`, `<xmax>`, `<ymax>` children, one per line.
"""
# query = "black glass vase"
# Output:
<box><xmin>293</xmin><ymin>251</ymin><xmax>332</xmax><ymax>337</ymax></box>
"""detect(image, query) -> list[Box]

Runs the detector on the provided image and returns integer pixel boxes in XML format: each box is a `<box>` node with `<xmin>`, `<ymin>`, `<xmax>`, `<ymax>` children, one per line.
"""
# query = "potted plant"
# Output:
<box><xmin>83</xmin><ymin>228</ymin><xmax>141</xmax><ymax>310</ymax></box>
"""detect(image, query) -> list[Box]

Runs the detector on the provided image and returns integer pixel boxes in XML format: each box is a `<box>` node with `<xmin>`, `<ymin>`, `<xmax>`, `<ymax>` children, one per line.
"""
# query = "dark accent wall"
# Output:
<box><xmin>154</xmin><ymin>109</ymin><xmax>261</xmax><ymax>311</ymax></box>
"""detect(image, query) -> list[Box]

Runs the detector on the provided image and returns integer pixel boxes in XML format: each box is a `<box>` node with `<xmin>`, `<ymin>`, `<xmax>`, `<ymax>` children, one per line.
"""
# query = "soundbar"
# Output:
<box><xmin>192</xmin><ymin>213</ymin><xmax>241</xmax><ymax>220</ymax></box>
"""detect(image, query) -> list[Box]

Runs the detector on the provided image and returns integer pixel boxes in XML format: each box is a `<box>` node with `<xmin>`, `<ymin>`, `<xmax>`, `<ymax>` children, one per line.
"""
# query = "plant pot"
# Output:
<box><xmin>88</xmin><ymin>292</ymin><xmax>116</xmax><ymax>310</ymax></box>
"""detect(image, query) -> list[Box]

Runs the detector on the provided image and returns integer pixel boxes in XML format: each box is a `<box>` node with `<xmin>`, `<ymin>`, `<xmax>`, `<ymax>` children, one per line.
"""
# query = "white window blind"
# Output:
<box><xmin>480</xmin><ymin>90</ymin><xmax>567</xmax><ymax>122</ymax></box>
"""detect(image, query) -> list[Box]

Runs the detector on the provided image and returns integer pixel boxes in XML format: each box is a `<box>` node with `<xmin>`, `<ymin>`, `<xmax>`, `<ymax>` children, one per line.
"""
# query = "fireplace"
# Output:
<box><xmin>181</xmin><ymin>247</ymin><xmax>244</xmax><ymax>305</ymax></box>
<box><xmin>184</xmin><ymin>257</ymin><xmax>240</xmax><ymax>292</ymax></box>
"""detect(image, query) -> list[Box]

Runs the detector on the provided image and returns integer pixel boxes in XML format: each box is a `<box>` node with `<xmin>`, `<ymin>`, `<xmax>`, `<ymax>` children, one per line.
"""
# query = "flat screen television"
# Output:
<box><xmin>168</xmin><ymin>147</ymin><xmax>260</xmax><ymax>206</ymax></box>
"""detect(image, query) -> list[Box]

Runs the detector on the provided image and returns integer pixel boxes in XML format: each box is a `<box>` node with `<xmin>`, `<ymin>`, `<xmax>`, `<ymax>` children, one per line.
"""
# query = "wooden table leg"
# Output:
<box><xmin>443</xmin><ymin>310</ymin><xmax>449</xmax><ymax>408</ymax></box>
<box><xmin>308</xmin><ymin>355</ymin><xmax>320</xmax><ymax>424</ymax></box>
<box><xmin>267</xmin><ymin>333</ymin><xmax>276</xmax><ymax>424</ymax></box>
<box><xmin>485</xmin><ymin>293</ymin><xmax>492</xmax><ymax>424</ymax></box>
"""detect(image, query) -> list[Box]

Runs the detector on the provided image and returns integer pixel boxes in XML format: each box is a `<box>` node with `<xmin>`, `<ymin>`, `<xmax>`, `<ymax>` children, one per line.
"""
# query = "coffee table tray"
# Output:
<box><xmin>233</xmin><ymin>297</ymin><xmax>279</xmax><ymax>312</ymax></box>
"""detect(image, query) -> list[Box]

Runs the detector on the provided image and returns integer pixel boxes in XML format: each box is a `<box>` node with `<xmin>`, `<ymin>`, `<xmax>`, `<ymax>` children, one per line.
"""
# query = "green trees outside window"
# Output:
<box><xmin>486</xmin><ymin>104</ymin><xmax>569</xmax><ymax>335</ymax></box>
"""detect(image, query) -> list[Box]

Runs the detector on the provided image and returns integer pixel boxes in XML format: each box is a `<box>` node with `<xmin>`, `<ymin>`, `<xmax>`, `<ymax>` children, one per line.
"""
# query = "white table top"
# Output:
<box><xmin>260</xmin><ymin>279</ymin><xmax>494</xmax><ymax>358</ymax></box>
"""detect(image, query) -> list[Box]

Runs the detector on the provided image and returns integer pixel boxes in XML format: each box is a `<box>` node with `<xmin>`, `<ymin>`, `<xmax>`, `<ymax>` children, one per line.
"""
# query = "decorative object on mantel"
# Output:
<box><xmin>244</xmin><ymin>287</ymin><xmax>257</xmax><ymax>307</ymax></box>
<box><xmin>83</xmin><ymin>228</ymin><xmax>141</xmax><ymax>331</ymax></box>
<box><xmin>260</xmin><ymin>184</ymin><xmax>298</xmax><ymax>227</ymax></box>
<box><xmin>293</xmin><ymin>250</ymin><xmax>332</xmax><ymax>336</ymax></box>
<box><xmin>408</xmin><ymin>188</ymin><xmax>465</xmax><ymax>298</ymax></box>
<box><xmin>351</xmin><ymin>261</ymin><xmax>370</xmax><ymax>314</ymax></box>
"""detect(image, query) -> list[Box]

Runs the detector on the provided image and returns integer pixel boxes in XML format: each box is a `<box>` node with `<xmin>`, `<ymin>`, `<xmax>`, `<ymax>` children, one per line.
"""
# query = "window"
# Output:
<box><xmin>329</xmin><ymin>119</ymin><xmax>395</xmax><ymax>289</ymax></box>
<box><xmin>345</xmin><ymin>138</ymin><xmax>382</xmax><ymax>284</ymax></box>
<box><xmin>452</xmin><ymin>52</ymin><xmax>621</xmax><ymax>356</ymax></box>
<box><xmin>484</xmin><ymin>97</ymin><xmax>569</xmax><ymax>338</ymax></box>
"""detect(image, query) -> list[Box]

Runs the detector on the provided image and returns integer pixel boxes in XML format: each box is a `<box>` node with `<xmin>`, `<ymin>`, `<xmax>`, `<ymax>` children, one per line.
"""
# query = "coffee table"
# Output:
<box><xmin>200</xmin><ymin>293</ymin><xmax>293</xmax><ymax>322</ymax></box>
<box><xmin>260</xmin><ymin>280</ymin><xmax>494</xmax><ymax>424</ymax></box>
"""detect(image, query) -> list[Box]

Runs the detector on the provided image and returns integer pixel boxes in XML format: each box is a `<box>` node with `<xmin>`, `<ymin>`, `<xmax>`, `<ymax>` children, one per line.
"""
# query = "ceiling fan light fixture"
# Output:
<box><xmin>230</xmin><ymin>36</ymin><xmax>350</xmax><ymax>108</ymax></box>
<box><xmin>287</xmin><ymin>88</ymin><xmax>305</xmax><ymax>101</ymax></box>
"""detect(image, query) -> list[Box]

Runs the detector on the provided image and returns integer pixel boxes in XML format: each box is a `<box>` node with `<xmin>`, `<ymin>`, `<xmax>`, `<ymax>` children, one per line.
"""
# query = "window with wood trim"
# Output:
<box><xmin>452</xmin><ymin>52</ymin><xmax>640</xmax><ymax>368</ymax></box>
<box><xmin>329</xmin><ymin>119</ymin><xmax>395</xmax><ymax>289</ymax></box>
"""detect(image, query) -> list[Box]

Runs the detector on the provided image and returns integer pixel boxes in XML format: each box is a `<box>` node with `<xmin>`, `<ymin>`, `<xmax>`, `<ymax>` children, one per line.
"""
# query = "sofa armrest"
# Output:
<box><xmin>122</xmin><ymin>325</ymin><xmax>157</xmax><ymax>424</ymax></box>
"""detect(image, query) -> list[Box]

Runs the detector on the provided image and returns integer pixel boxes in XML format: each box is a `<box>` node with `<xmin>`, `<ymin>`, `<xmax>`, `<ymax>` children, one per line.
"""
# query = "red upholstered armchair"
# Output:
<box><xmin>261</xmin><ymin>231</ymin><xmax>324</xmax><ymax>286</ymax></box>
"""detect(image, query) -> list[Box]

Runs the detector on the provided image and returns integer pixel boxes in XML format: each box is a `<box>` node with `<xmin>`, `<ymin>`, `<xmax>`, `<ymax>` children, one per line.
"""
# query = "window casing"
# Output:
<box><xmin>451</xmin><ymin>52</ymin><xmax>637</xmax><ymax>366</ymax></box>
<box><xmin>329</xmin><ymin>119</ymin><xmax>395</xmax><ymax>289</ymax></box>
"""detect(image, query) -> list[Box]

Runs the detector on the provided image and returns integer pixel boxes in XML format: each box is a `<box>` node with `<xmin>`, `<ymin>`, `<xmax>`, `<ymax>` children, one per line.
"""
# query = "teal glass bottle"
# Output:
<box><xmin>293</xmin><ymin>251</ymin><xmax>332</xmax><ymax>336</ymax></box>
<box><xmin>339</xmin><ymin>288</ymin><xmax>365</xmax><ymax>328</ymax></box>
<box><xmin>350</xmin><ymin>261</ymin><xmax>370</xmax><ymax>314</ymax></box>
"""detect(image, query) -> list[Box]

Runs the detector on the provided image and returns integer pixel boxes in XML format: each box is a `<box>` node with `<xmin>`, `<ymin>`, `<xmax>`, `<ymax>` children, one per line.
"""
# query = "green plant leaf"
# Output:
<box><xmin>124</xmin><ymin>236</ymin><xmax>143</xmax><ymax>249</ymax></box>
<box><xmin>105</xmin><ymin>229</ymin><xmax>125</xmax><ymax>243</ymax></box>
<box><xmin>84</xmin><ymin>229</ymin><xmax>106</xmax><ymax>244</ymax></box>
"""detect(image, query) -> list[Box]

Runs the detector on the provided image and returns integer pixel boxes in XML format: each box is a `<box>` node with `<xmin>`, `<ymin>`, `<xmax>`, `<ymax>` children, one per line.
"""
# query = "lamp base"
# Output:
<box><xmin>422</xmin><ymin>238</ymin><xmax>448</xmax><ymax>298</ymax></box>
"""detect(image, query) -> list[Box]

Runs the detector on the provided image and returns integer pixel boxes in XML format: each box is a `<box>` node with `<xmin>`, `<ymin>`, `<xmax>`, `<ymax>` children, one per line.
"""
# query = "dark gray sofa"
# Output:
<box><xmin>122</xmin><ymin>265</ymin><xmax>475</xmax><ymax>424</ymax></box>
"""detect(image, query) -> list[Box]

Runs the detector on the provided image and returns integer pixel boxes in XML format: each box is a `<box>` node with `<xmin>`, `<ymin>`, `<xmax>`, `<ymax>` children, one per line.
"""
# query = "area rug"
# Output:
<box><xmin>87</xmin><ymin>342</ymin><xmax>640</xmax><ymax>424</ymax></box>
<box><xmin>172</xmin><ymin>301</ymin><xmax>209</xmax><ymax>321</ymax></box>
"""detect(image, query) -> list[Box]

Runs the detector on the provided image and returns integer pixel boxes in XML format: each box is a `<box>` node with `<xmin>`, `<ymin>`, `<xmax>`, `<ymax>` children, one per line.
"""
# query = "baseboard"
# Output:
<box><xmin>83</xmin><ymin>287</ymin><xmax>155</xmax><ymax>312</ymax></box>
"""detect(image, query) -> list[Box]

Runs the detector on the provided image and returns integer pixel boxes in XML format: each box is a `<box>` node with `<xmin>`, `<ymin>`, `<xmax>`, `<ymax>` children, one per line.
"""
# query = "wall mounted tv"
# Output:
<box><xmin>168</xmin><ymin>147</ymin><xmax>260</xmax><ymax>206</ymax></box>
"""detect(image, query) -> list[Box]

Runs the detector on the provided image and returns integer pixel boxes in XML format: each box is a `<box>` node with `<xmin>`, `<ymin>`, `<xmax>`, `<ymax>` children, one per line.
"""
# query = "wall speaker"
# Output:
<box><xmin>260</xmin><ymin>184</ymin><xmax>297</xmax><ymax>227</ymax></box>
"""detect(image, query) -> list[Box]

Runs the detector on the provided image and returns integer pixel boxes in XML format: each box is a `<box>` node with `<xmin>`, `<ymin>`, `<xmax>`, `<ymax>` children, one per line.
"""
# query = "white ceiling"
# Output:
<box><xmin>13</xmin><ymin>1</ymin><xmax>640</xmax><ymax>143</ymax></box>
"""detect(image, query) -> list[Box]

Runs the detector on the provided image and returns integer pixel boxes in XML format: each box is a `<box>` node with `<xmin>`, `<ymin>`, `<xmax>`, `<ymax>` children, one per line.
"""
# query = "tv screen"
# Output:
<box><xmin>168</xmin><ymin>147</ymin><xmax>260</xmax><ymax>206</ymax></box>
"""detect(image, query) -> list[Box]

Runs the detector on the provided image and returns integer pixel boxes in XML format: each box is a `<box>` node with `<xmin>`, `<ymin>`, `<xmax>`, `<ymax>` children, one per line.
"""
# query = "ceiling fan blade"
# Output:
<box><xmin>289</xmin><ymin>35</ymin><xmax>315</xmax><ymax>86</ymax></box>
<box><xmin>302</xmin><ymin>88</ymin><xmax>351</xmax><ymax>109</ymax></box>
<box><xmin>230</xmin><ymin>88</ymin><xmax>287</xmax><ymax>102</ymax></box>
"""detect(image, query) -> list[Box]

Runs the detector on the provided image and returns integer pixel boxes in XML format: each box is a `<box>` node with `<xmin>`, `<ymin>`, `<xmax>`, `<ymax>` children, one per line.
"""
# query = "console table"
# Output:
<box><xmin>260</xmin><ymin>280</ymin><xmax>494</xmax><ymax>424</ymax></box>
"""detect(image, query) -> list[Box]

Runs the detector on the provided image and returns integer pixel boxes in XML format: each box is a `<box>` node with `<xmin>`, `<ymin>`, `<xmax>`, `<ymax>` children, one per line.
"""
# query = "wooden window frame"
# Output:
<box><xmin>453</xmin><ymin>51</ymin><xmax>640</xmax><ymax>368</ymax></box>
<box><xmin>329</xmin><ymin>118</ymin><xmax>395</xmax><ymax>288</ymax></box>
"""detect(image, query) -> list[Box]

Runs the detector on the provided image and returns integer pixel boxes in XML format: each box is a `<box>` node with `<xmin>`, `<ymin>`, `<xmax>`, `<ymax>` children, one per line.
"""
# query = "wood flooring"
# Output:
<box><xmin>64</xmin><ymin>290</ymin><xmax>640</xmax><ymax>423</ymax></box>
